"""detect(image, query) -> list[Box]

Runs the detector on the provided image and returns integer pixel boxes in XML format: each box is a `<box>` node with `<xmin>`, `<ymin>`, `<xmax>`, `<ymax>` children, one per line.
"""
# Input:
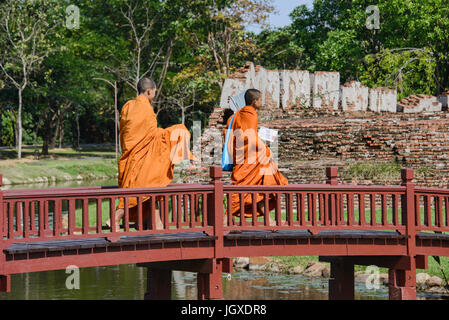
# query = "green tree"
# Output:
<box><xmin>0</xmin><ymin>0</ymin><xmax>64</xmax><ymax>159</ymax></box>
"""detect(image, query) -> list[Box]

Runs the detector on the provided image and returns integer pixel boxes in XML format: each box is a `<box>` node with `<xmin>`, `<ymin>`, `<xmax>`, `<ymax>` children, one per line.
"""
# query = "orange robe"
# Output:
<box><xmin>117</xmin><ymin>95</ymin><xmax>194</xmax><ymax>222</ymax></box>
<box><xmin>225</xmin><ymin>105</ymin><xmax>288</xmax><ymax>218</ymax></box>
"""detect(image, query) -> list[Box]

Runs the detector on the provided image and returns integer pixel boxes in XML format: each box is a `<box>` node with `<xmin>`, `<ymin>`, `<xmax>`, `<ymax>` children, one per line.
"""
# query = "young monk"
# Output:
<box><xmin>106</xmin><ymin>77</ymin><xmax>196</xmax><ymax>230</ymax></box>
<box><xmin>224</xmin><ymin>89</ymin><xmax>288</xmax><ymax>226</ymax></box>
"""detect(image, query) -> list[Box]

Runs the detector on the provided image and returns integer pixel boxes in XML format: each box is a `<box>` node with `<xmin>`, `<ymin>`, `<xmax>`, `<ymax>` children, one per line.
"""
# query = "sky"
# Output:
<box><xmin>247</xmin><ymin>0</ymin><xmax>314</xmax><ymax>33</ymax></box>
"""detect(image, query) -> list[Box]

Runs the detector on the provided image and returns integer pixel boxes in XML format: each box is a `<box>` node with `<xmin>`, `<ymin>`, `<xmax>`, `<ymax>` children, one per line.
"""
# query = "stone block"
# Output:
<box><xmin>280</xmin><ymin>70</ymin><xmax>311</xmax><ymax>109</ymax></box>
<box><xmin>312</xmin><ymin>71</ymin><xmax>340</xmax><ymax>110</ymax></box>
<box><xmin>340</xmin><ymin>81</ymin><xmax>369</xmax><ymax>111</ymax></box>
<box><xmin>368</xmin><ymin>87</ymin><xmax>397</xmax><ymax>112</ymax></box>
<box><xmin>397</xmin><ymin>94</ymin><xmax>442</xmax><ymax>113</ymax></box>
<box><xmin>438</xmin><ymin>92</ymin><xmax>448</xmax><ymax>110</ymax></box>
<box><xmin>219</xmin><ymin>78</ymin><xmax>246</xmax><ymax>109</ymax></box>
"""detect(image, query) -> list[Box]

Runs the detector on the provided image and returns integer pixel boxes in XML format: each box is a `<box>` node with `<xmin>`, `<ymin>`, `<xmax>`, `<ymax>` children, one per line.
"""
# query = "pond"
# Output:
<box><xmin>0</xmin><ymin>264</ymin><xmax>446</xmax><ymax>300</ymax></box>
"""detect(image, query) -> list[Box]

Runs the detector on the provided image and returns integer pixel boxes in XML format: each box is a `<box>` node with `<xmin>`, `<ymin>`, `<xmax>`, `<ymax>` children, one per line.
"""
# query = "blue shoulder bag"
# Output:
<box><xmin>221</xmin><ymin>114</ymin><xmax>235</xmax><ymax>171</ymax></box>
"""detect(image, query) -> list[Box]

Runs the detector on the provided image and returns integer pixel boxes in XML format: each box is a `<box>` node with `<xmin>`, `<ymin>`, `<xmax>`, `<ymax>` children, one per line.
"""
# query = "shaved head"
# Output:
<box><xmin>245</xmin><ymin>88</ymin><xmax>261</xmax><ymax>106</ymax></box>
<box><xmin>137</xmin><ymin>77</ymin><xmax>156</xmax><ymax>94</ymax></box>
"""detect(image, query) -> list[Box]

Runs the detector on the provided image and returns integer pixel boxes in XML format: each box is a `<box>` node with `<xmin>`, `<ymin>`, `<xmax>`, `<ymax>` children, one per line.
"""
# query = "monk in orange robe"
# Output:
<box><xmin>107</xmin><ymin>77</ymin><xmax>195</xmax><ymax>230</ymax></box>
<box><xmin>224</xmin><ymin>89</ymin><xmax>288</xmax><ymax>225</ymax></box>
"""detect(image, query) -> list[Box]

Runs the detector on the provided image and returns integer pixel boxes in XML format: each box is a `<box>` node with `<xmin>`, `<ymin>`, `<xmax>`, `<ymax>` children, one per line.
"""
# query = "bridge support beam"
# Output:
<box><xmin>326</xmin><ymin>257</ymin><xmax>354</xmax><ymax>300</ymax></box>
<box><xmin>388</xmin><ymin>261</ymin><xmax>417</xmax><ymax>300</ymax></box>
<box><xmin>144</xmin><ymin>268</ymin><xmax>172</xmax><ymax>300</ymax></box>
<box><xmin>197</xmin><ymin>259</ymin><xmax>224</xmax><ymax>300</ymax></box>
<box><xmin>0</xmin><ymin>275</ymin><xmax>10</xmax><ymax>293</ymax></box>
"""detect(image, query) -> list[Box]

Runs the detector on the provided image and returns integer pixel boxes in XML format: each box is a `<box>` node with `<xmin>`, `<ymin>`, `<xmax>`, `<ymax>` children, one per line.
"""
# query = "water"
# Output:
<box><xmin>0</xmin><ymin>265</ymin><xmax>446</xmax><ymax>300</ymax></box>
<box><xmin>1</xmin><ymin>180</ymin><xmax>448</xmax><ymax>300</ymax></box>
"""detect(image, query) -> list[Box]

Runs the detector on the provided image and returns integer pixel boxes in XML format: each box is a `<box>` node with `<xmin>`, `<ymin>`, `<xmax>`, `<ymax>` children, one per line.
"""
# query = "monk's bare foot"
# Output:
<box><xmin>155</xmin><ymin>209</ymin><xmax>164</xmax><ymax>230</ymax></box>
<box><xmin>105</xmin><ymin>208</ymin><xmax>124</xmax><ymax>231</ymax></box>
<box><xmin>267</xmin><ymin>217</ymin><xmax>276</xmax><ymax>227</ymax></box>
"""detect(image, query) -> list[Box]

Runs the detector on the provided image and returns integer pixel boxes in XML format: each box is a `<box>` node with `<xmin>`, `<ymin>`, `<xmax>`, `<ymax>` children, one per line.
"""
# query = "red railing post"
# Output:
<box><xmin>388</xmin><ymin>168</ymin><xmax>416</xmax><ymax>300</ymax></box>
<box><xmin>0</xmin><ymin>174</ymin><xmax>9</xmax><ymax>293</ymax></box>
<box><xmin>401</xmin><ymin>168</ymin><xmax>416</xmax><ymax>256</ymax></box>
<box><xmin>0</xmin><ymin>174</ymin><xmax>3</xmax><ymax>238</ymax></box>
<box><xmin>326</xmin><ymin>167</ymin><xmax>338</xmax><ymax>226</ymax></box>
<box><xmin>209</xmin><ymin>166</ymin><xmax>223</xmax><ymax>258</ymax></box>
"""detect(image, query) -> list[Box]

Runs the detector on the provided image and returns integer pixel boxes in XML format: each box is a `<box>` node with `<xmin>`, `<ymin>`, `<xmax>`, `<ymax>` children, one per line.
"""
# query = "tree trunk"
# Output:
<box><xmin>76</xmin><ymin>107</ymin><xmax>80</xmax><ymax>150</ymax></box>
<box><xmin>41</xmin><ymin>113</ymin><xmax>52</xmax><ymax>156</ymax></box>
<box><xmin>17</xmin><ymin>89</ymin><xmax>23</xmax><ymax>159</ymax></box>
<box><xmin>181</xmin><ymin>106</ymin><xmax>185</xmax><ymax>125</ymax></box>
<box><xmin>50</xmin><ymin>110</ymin><xmax>60</xmax><ymax>149</ymax></box>
<box><xmin>59</xmin><ymin>119</ymin><xmax>64</xmax><ymax>149</ymax></box>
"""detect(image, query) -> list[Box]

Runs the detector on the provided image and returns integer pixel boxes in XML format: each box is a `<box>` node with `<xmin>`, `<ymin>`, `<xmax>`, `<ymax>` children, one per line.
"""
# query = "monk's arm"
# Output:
<box><xmin>239</xmin><ymin>108</ymin><xmax>272</xmax><ymax>160</ymax></box>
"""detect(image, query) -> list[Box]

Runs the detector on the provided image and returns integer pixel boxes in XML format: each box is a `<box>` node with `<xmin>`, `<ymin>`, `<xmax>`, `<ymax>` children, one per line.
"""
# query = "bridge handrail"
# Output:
<box><xmin>0</xmin><ymin>167</ymin><xmax>448</xmax><ymax>255</ymax></box>
<box><xmin>2</xmin><ymin>183</ymin><xmax>213</xmax><ymax>200</ymax></box>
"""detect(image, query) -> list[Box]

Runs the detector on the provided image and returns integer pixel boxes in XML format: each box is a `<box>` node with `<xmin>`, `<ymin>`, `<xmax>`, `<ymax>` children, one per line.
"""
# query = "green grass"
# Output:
<box><xmin>343</xmin><ymin>160</ymin><xmax>435</xmax><ymax>180</ymax></box>
<box><xmin>0</xmin><ymin>145</ymin><xmax>118</xmax><ymax>185</ymax></box>
<box><xmin>0</xmin><ymin>158</ymin><xmax>118</xmax><ymax>185</ymax></box>
<box><xmin>0</xmin><ymin>144</ymin><xmax>117</xmax><ymax>160</ymax></box>
<box><xmin>271</xmin><ymin>255</ymin><xmax>449</xmax><ymax>281</ymax></box>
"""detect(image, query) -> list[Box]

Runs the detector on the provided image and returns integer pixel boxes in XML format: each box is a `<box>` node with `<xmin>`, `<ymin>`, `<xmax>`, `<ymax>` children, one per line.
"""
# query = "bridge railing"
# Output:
<box><xmin>414</xmin><ymin>187</ymin><xmax>449</xmax><ymax>233</ymax></box>
<box><xmin>222</xmin><ymin>167</ymin><xmax>413</xmax><ymax>235</ymax></box>
<box><xmin>0</xmin><ymin>167</ymin><xmax>448</xmax><ymax>248</ymax></box>
<box><xmin>1</xmin><ymin>182</ymin><xmax>214</xmax><ymax>244</ymax></box>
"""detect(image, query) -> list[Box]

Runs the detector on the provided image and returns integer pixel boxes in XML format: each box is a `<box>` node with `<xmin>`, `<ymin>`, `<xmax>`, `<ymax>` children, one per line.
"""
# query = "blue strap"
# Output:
<box><xmin>221</xmin><ymin>113</ymin><xmax>235</xmax><ymax>171</ymax></box>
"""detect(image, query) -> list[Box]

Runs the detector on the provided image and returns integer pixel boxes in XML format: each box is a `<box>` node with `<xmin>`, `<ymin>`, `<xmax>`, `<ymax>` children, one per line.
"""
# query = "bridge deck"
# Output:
<box><xmin>6</xmin><ymin>230</ymin><xmax>448</xmax><ymax>255</ymax></box>
<box><xmin>4</xmin><ymin>232</ymin><xmax>217</xmax><ymax>255</ymax></box>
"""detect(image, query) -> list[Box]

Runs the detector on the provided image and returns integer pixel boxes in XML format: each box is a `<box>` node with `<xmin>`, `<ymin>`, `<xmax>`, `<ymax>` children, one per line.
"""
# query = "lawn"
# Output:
<box><xmin>0</xmin><ymin>145</ymin><xmax>118</xmax><ymax>185</ymax></box>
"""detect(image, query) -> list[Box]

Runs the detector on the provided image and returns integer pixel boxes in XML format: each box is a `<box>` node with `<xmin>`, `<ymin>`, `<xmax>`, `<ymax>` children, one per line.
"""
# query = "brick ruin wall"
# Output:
<box><xmin>182</xmin><ymin>63</ymin><xmax>449</xmax><ymax>189</ymax></box>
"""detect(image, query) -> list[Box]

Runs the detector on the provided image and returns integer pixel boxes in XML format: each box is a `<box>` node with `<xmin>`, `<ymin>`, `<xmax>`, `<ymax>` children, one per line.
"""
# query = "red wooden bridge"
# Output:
<box><xmin>0</xmin><ymin>166</ymin><xmax>448</xmax><ymax>300</ymax></box>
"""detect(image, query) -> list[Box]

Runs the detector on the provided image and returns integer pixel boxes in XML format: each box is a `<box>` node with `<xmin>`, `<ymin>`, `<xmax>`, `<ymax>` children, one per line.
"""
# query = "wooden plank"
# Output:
<box><xmin>54</xmin><ymin>199</ymin><xmax>62</xmax><ymax>236</ymax></box>
<box><xmin>287</xmin><ymin>193</ymin><xmax>293</xmax><ymax>226</ymax></box>
<box><xmin>381</xmin><ymin>194</ymin><xmax>387</xmax><ymax>226</ymax></box>
<box><xmin>347</xmin><ymin>193</ymin><xmax>354</xmax><ymax>226</ymax></box>
<box><xmin>202</xmin><ymin>193</ymin><xmax>208</xmax><ymax>227</ymax></box>
<box><xmin>263</xmin><ymin>193</ymin><xmax>269</xmax><ymax>227</ymax></box>
<box><xmin>415</xmin><ymin>195</ymin><xmax>421</xmax><ymax>228</ymax></box>
<box><xmin>38</xmin><ymin>201</ymin><xmax>45</xmax><ymax>238</ymax></box>
<box><xmin>96</xmin><ymin>198</ymin><xmax>103</xmax><ymax>234</ymax></box>
<box><xmin>227</xmin><ymin>193</ymin><xmax>233</xmax><ymax>226</ymax></box>
<box><xmin>370</xmin><ymin>194</ymin><xmax>376</xmax><ymax>226</ymax></box>
<box><xmin>251</xmin><ymin>192</ymin><xmax>257</xmax><ymax>226</ymax></box>
<box><xmin>359</xmin><ymin>193</ymin><xmax>365</xmax><ymax>227</ymax></box>
<box><xmin>122</xmin><ymin>197</ymin><xmax>129</xmax><ymax>232</ymax></box>
<box><xmin>275</xmin><ymin>193</ymin><xmax>282</xmax><ymax>226</ymax></box>
<box><xmin>240</xmin><ymin>193</ymin><xmax>246</xmax><ymax>227</ymax></box>
<box><xmin>137</xmin><ymin>196</ymin><xmax>143</xmax><ymax>231</ymax></box>
<box><xmin>82</xmin><ymin>199</ymin><xmax>89</xmax><ymax>234</ymax></box>
<box><xmin>323</xmin><ymin>193</ymin><xmax>329</xmax><ymax>226</ymax></box>
<box><xmin>23</xmin><ymin>201</ymin><xmax>30</xmax><ymax>238</ymax></box>
<box><xmin>392</xmin><ymin>194</ymin><xmax>399</xmax><ymax>226</ymax></box>
<box><xmin>425</xmin><ymin>195</ymin><xmax>431</xmax><ymax>227</ymax></box>
<box><xmin>437</xmin><ymin>196</ymin><xmax>443</xmax><ymax>228</ymax></box>
<box><xmin>68</xmin><ymin>199</ymin><xmax>76</xmax><ymax>235</ymax></box>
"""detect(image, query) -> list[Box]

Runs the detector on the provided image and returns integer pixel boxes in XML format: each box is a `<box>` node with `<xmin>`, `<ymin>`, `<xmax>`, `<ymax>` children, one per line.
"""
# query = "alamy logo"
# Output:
<box><xmin>66</xmin><ymin>5</ymin><xmax>80</xmax><ymax>30</ymax></box>
<box><xmin>366</xmin><ymin>5</ymin><xmax>380</xmax><ymax>30</ymax></box>
<box><xmin>364</xmin><ymin>265</ymin><xmax>380</xmax><ymax>290</ymax></box>
<box><xmin>65</xmin><ymin>265</ymin><xmax>80</xmax><ymax>290</ymax></box>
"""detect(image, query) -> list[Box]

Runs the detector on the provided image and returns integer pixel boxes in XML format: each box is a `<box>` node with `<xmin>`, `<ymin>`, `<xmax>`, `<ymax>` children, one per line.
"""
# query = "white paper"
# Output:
<box><xmin>229</xmin><ymin>90</ymin><xmax>247</xmax><ymax>113</ymax></box>
<box><xmin>258</xmin><ymin>126</ymin><xmax>278</xmax><ymax>142</ymax></box>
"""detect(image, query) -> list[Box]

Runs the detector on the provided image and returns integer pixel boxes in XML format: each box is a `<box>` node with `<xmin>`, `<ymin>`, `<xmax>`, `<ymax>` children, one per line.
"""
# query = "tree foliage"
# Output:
<box><xmin>0</xmin><ymin>0</ymin><xmax>447</xmax><ymax>154</ymax></box>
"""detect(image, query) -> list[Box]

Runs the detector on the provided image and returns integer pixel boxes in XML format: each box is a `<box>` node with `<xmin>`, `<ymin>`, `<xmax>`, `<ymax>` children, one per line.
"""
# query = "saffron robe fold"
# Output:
<box><xmin>117</xmin><ymin>95</ymin><xmax>194</xmax><ymax>222</ymax></box>
<box><xmin>225</xmin><ymin>105</ymin><xmax>288</xmax><ymax>218</ymax></box>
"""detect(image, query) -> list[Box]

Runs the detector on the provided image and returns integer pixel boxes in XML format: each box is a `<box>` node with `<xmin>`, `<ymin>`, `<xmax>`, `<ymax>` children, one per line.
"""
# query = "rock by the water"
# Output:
<box><xmin>234</xmin><ymin>257</ymin><xmax>249</xmax><ymax>269</ymax></box>
<box><xmin>427</xmin><ymin>276</ymin><xmax>443</xmax><ymax>287</ymax></box>
<box><xmin>288</xmin><ymin>265</ymin><xmax>305</xmax><ymax>274</ymax></box>
<box><xmin>416</xmin><ymin>273</ymin><xmax>430</xmax><ymax>286</ymax></box>
<box><xmin>304</xmin><ymin>262</ymin><xmax>328</xmax><ymax>277</ymax></box>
